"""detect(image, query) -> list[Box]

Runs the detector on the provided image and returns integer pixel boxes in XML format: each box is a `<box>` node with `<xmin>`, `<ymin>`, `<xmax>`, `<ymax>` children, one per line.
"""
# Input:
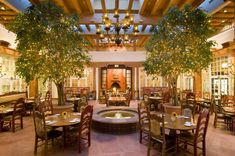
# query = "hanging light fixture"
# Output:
<box><xmin>96</xmin><ymin>10</ymin><xmax>139</xmax><ymax>46</ymax></box>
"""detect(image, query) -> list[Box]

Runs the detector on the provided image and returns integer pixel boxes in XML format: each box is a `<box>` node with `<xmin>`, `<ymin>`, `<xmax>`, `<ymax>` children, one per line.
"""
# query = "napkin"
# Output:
<box><xmin>184</xmin><ymin>122</ymin><xmax>192</xmax><ymax>127</ymax></box>
<box><xmin>73</xmin><ymin>112</ymin><xmax>81</xmax><ymax>116</ymax></box>
<box><xmin>46</xmin><ymin>120</ymin><xmax>57</xmax><ymax>125</ymax></box>
<box><xmin>69</xmin><ymin>118</ymin><xmax>80</xmax><ymax>123</ymax></box>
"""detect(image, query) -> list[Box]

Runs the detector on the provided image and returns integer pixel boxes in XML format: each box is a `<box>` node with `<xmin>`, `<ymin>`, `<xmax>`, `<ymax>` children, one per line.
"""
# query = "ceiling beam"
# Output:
<box><xmin>79</xmin><ymin>13</ymin><xmax>159</xmax><ymax>25</ymax></box>
<box><xmin>0</xmin><ymin>11</ymin><xmax>18</xmax><ymax>16</ymax></box>
<box><xmin>149</xmin><ymin>25</ymin><xmax>156</xmax><ymax>32</ymax></box>
<box><xmin>95</xmin><ymin>9</ymin><xmax>139</xmax><ymax>14</ymax></box>
<box><xmin>101</xmin><ymin>0</ymin><xmax>107</xmax><ymax>13</ymax></box>
<box><xmin>71</xmin><ymin>0</ymin><xmax>81</xmax><ymax>14</ymax></box>
<box><xmin>1</xmin><ymin>0</ymin><xmax>21</xmax><ymax>13</ymax></box>
<box><xmin>139</xmin><ymin>0</ymin><xmax>148</xmax><ymax>15</ymax></box>
<box><xmin>127</xmin><ymin>0</ymin><xmax>133</xmax><ymax>11</ymax></box>
<box><xmin>85</xmin><ymin>24</ymin><xmax>91</xmax><ymax>31</ymax></box>
<box><xmin>141</xmin><ymin>24</ymin><xmax>147</xmax><ymax>32</ymax></box>
<box><xmin>84</xmin><ymin>0</ymin><xmax>94</xmax><ymax>15</ymax></box>
<box><xmin>162</xmin><ymin>0</ymin><xmax>181</xmax><ymax>15</ymax></box>
<box><xmin>209</xmin><ymin>1</ymin><xmax>232</xmax><ymax>15</ymax></box>
<box><xmin>151</xmin><ymin>0</ymin><xmax>170</xmax><ymax>16</ymax></box>
<box><xmin>115</xmin><ymin>0</ymin><xmax>119</xmax><ymax>10</ymax></box>
<box><xmin>52</xmin><ymin>0</ymin><xmax>70</xmax><ymax>14</ymax></box>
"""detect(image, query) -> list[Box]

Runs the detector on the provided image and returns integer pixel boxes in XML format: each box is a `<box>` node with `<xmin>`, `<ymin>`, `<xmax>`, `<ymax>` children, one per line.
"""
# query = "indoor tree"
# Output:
<box><xmin>8</xmin><ymin>1</ymin><xmax>90</xmax><ymax>106</ymax></box>
<box><xmin>144</xmin><ymin>5</ymin><xmax>214</xmax><ymax>105</ymax></box>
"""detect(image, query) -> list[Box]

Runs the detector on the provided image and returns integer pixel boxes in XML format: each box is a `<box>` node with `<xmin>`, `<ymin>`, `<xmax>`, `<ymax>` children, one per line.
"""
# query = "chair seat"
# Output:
<box><xmin>141</xmin><ymin>123</ymin><xmax>149</xmax><ymax>132</ymax></box>
<box><xmin>178</xmin><ymin>131</ymin><xmax>195</xmax><ymax>143</ymax></box>
<box><xmin>217</xmin><ymin>113</ymin><xmax>225</xmax><ymax>118</ymax></box>
<box><xmin>47</xmin><ymin>130</ymin><xmax>63</xmax><ymax>140</ymax></box>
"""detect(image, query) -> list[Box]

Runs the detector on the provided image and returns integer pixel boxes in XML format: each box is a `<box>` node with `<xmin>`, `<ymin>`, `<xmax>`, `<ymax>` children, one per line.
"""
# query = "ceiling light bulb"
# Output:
<box><xmin>0</xmin><ymin>6</ymin><xmax>5</xmax><ymax>11</ymax></box>
<box><xmin>222</xmin><ymin>20</ymin><xmax>225</xmax><ymax>23</ymax></box>
<box><xmin>224</xmin><ymin>10</ymin><xmax>227</xmax><ymax>13</ymax></box>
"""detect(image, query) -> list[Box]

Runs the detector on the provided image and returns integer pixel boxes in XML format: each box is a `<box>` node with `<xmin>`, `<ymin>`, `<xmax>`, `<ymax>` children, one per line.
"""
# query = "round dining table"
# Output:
<box><xmin>45</xmin><ymin>112</ymin><xmax>81</xmax><ymax>147</ymax></box>
<box><xmin>152</xmin><ymin>112</ymin><xmax>196</xmax><ymax>131</ymax></box>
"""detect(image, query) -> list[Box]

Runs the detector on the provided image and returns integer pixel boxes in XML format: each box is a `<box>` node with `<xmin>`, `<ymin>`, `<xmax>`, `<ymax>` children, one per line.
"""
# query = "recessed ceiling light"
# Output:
<box><xmin>208</xmin><ymin>20</ymin><xmax>211</xmax><ymax>23</ymax></box>
<box><xmin>223</xmin><ymin>10</ymin><xmax>227</xmax><ymax>13</ymax></box>
<box><xmin>222</xmin><ymin>20</ymin><xmax>225</xmax><ymax>23</ymax></box>
<box><xmin>0</xmin><ymin>6</ymin><xmax>5</xmax><ymax>11</ymax></box>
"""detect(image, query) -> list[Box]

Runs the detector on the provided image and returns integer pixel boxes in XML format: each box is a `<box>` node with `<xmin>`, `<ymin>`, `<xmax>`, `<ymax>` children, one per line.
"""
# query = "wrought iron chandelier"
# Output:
<box><xmin>96</xmin><ymin>10</ymin><xmax>139</xmax><ymax>46</ymax></box>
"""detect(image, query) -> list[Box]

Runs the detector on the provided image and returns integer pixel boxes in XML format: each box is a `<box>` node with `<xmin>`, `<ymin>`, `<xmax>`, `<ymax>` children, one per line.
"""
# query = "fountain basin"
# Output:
<box><xmin>92</xmin><ymin>107</ymin><xmax>138</xmax><ymax>134</ymax></box>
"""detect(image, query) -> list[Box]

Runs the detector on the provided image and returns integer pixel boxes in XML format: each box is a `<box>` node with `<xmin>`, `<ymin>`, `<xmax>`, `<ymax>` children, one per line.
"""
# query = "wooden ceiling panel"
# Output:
<box><xmin>2</xmin><ymin>0</ymin><xmax>226</xmax><ymax>50</ymax></box>
<box><xmin>0</xmin><ymin>1</ymin><xmax>19</xmax><ymax>26</ymax></box>
<box><xmin>209</xmin><ymin>1</ymin><xmax>235</xmax><ymax>32</ymax></box>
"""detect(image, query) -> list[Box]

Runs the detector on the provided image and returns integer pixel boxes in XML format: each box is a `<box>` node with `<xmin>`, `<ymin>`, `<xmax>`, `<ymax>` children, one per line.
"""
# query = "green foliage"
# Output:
<box><xmin>8</xmin><ymin>1</ymin><xmax>90</xmax><ymax>85</ymax></box>
<box><xmin>144</xmin><ymin>5</ymin><xmax>214</xmax><ymax>84</ymax></box>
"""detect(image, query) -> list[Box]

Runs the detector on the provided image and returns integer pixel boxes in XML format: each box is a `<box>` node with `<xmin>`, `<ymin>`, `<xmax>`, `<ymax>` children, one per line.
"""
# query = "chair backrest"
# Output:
<box><xmin>124</xmin><ymin>93</ymin><xmax>131</xmax><ymax>106</ymax></box>
<box><xmin>143</xmin><ymin>94</ymin><xmax>149</xmax><ymax>102</ymax></box>
<box><xmin>33</xmin><ymin>110</ymin><xmax>47</xmax><ymax>140</ymax></box>
<box><xmin>221</xmin><ymin>95</ymin><xmax>235</xmax><ymax>107</ymax></box>
<box><xmin>194</xmin><ymin>108</ymin><xmax>210</xmax><ymax>144</ymax></box>
<box><xmin>79</xmin><ymin>105</ymin><xmax>93</xmax><ymax>136</ymax></box>
<box><xmin>181</xmin><ymin>103</ymin><xmax>195</xmax><ymax>119</ymax></box>
<box><xmin>37</xmin><ymin>100</ymin><xmax>53</xmax><ymax>116</ymax></box>
<box><xmin>164</xmin><ymin>105</ymin><xmax>181</xmax><ymax>115</ymax></box>
<box><xmin>138</xmin><ymin>102</ymin><xmax>149</xmax><ymax>128</ymax></box>
<box><xmin>80</xmin><ymin>95</ymin><xmax>88</xmax><ymax>105</ymax></box>
<box><xmin>149</xmin><ymin>113</ymin><xmax>165</xmax><ymax>142</ymax></box>
<box><xmin>44</xmin><ymin>91</ymin><xmax>51</xmax><ymax>102</ymax></box>
<box><xmin>13</xmin><ymin>98</ymin><xmax>25</xmax><ymax>117</ymax></box>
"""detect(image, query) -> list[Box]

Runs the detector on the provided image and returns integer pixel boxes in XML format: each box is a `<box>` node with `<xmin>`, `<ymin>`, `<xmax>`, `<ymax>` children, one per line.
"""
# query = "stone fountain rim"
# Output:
<box><xmin>92</xmin><ymin>106</ymin><xmax>138</xmax><ymax>124</ymax></box>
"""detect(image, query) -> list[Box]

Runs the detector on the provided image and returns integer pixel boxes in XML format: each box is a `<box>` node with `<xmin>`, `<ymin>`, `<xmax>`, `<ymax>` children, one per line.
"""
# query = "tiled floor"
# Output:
<box><xmin>0</xmin><ymin>100</ymin><xmax>235</xmax><ymax>156</ymax></box>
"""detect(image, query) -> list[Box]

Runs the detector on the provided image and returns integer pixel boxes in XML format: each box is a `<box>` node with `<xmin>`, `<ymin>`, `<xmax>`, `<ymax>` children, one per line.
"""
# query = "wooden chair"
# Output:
<box><xmin>37</xmin><ymin>100</ymin><xmax>53</xmax><ymax>116</ymax></box>
<box><xmin>3</xmin><ymin>98</ymin><xmax>25</xmax><ymax>132</ymax></box>
<box><xmin>147</xmin><ymin>113</ymin><xmax>175</xmax><ymax>156</ymax></box>
<box><xmin>213</xmin><ymin>102</ymin><xmax>226</xmax><ymax>128</ymax></box>
<box><xmin>78</xmin><ymin>95</ymin><xmax>88</xmax><ymax>112</ymax></box>
<box><xmin>138</xmin><ymin>101</ymin><xmax>150</xmax><ymax>144</ymax></box>
<box><xmin>221</xmin><ymin>95</ymin><xmax>235</xmax><ymax>107</ymax></box>
<box><xmin>124</xmin><ymin>93</ymin><xmax>131</xmax><ymax>106</ymax></box>
<box><xmin>33</xmin><ymin>110</ymin><xmax>62</xmax><ymax>155</ymax></box>
<box><xmin>177</xmin><ymin>108</ymin><xmax>210</xmax><ymax>156</ymax></box>
<box><xmin>77</xmin><ymin>105</ymin><xmax>93</xmax><ymax>153</ymax></box>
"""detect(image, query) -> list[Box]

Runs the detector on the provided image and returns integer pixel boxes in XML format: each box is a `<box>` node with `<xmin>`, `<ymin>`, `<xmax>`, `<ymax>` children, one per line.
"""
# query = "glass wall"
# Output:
<box><xmin>0</xmin><ymin>54</ymin><xmax>26</xmax><ymax>95</ymax></box>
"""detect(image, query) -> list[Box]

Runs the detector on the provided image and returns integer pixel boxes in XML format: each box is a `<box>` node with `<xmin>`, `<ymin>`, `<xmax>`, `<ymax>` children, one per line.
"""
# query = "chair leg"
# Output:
<box><xmin>194</xmin><ymin>143</ymin><xmax>197</xmax><ymax>156</ymax></box>
<box><xmin>34</xmin><ymin>137</ymin><xmax>38</xmax><ymax>155</ymax></box>
<box><xmin>147</xmin><ymin>139</ymin><xmax>151</xmax><ymax>156</ymax></box>
<box><xmin>21</xmin><ymin>116</ymin><xmax>23</xmax><ymax>129</ymax></box>
<box><xmin>44</xmin><ymin>141</ymin><xmax>48</xmax><ymax>156</ymax></box>
<box><xmin>139</xmin><ymin>130</ymin><xmax>142</xmax><ymax>143</ymax></box>
<box><xmin>203</xmin><ymin>140</ymin><xmax>206</xmax><ymax>156</ymax></box>
<box><xmin>12</xmin><ymin>120</ymin><xmax>15</xmax><ymax>133</ymax></box>
<box><xmin>88</xmin><ymin>132</ymin><xmax>91</xmax><ymax>147</ymax></box>
<box><xmin>78</xmin><ymin>136</ymin><xmax>81</xmax><ymax>153</ymax></box>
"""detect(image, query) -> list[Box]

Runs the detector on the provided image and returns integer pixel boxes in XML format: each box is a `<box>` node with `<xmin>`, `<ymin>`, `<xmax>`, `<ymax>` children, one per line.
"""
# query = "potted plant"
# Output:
<box><xmin>8</xmin><ymin>1</ymin><xmax>90</xmax><ymax>106</ymax></box>
<box><xmin>144</xmin><ymin>5</ymin><xmax>214</xmax><ymax>105</ymax></box>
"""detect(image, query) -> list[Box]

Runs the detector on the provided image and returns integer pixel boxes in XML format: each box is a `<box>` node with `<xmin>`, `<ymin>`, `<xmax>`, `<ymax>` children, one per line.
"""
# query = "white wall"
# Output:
<box><xmin>209</xmin><ymin>28</ymin><xmax>234</xmax><ymax>49</ymax></box>
<box><xmin>88</xmin><ymin>51</ymin><xmax>146</xmax><ymax>62</ymax></box>
<box><xmin>0</xmin><ymin>24</ymin><xmax>17</xmax><ymax>49</ymax></box>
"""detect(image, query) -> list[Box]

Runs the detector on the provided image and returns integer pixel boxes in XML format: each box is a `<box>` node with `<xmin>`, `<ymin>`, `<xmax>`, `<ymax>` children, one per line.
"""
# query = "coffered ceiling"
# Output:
<box><xmin>0</xmin><ymin>0</ymin><xmax>234</xmax><ymax>51</ymax></box>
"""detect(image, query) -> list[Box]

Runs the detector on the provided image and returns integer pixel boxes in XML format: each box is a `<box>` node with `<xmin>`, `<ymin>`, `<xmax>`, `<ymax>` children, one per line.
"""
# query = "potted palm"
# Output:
<box><xmin>144</xmin><ymin>5</ymin><xmax>214</xmax><ymax>105</ymax></box>
<box><xmin>8</xmin><ymin>1</ymin><xmax>90</xmax><ymax>106</ymax></box>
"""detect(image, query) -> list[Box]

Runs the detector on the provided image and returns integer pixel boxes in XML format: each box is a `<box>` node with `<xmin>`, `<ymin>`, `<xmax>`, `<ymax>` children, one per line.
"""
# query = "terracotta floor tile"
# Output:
<box><xmin>0</xmin><ymin>100</ymin><xmax>235</xmax><ymax>156</ymax></box>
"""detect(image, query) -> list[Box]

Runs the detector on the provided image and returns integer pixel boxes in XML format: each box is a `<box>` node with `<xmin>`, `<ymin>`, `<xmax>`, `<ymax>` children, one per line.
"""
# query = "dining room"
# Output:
<box><xmin>1</xmin><ymin>0</ymin><xmax>235</xmax><ymax>156</ymax></box>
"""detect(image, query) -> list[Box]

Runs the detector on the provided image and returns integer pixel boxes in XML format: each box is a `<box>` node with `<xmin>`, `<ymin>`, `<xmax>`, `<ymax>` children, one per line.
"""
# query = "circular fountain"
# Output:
<box><xmin>92</xmin><ymin>107</ymin><xmax>138</xmax><ymax>134</ymax></box>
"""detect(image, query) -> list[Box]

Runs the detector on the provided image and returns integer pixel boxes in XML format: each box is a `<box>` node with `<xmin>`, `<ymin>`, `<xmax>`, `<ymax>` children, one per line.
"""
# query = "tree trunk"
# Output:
<box><xmin>171</xmin><ymin>78</ymin><xmax>178</xmax><ymax>106</ymax></box>
<box><xmin>56</xmin><ymin>82</ymin><xmax>65</xmax><ymax>106</ymax></box>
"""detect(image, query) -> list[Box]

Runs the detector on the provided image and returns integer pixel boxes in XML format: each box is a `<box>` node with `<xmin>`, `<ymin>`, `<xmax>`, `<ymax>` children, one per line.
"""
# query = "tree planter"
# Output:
<box><xmin>53</xmin><ymin>103</ymin><xmax>73</xmax><ymax>114</ymax></box>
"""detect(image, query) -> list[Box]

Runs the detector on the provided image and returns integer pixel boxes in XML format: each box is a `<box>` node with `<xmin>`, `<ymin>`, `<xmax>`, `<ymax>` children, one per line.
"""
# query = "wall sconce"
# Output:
<box><xmin>0</xmin><ymin>56</ymin><xmax>6</xmax><ymax>78</ymax></box>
